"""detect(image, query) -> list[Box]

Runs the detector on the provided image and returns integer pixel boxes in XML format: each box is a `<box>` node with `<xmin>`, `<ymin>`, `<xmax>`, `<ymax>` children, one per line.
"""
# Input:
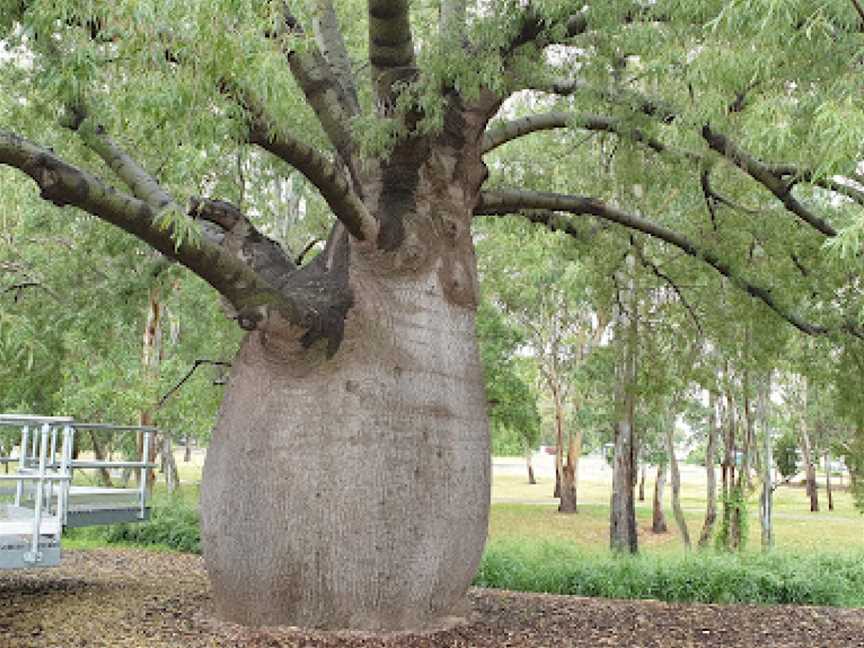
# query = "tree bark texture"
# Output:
<box><xmin>825</xmin><ymin>452</ymin><xmax>834</xmax><ymax>511</ymax></box>
<box><xmin>652</xmin><ymin>462</ymin><xmax>667</xmax><ymax>534</ymax></box>
<box><xmin>200</xmin><ymin>141</ymin><xmax>492</xmax><ymax>629</ymax></box>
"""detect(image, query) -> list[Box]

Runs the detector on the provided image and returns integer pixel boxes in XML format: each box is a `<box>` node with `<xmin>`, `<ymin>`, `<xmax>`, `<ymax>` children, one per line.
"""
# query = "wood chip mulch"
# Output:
<box><xmin>1</xmin><ymin>549</ymin><xmax>863</xmax><ymax>647</ymax></box>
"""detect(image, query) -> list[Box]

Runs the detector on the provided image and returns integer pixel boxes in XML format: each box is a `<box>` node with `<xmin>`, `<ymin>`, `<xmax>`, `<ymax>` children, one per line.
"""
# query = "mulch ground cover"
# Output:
<box><xmin>1</xmin><ymin>549</ymin><xmax>862</xmax><ymax>647</ymax></box>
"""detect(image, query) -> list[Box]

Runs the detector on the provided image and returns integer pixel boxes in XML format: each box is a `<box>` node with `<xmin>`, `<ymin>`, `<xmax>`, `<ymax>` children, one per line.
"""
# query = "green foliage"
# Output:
<box><xmin>475</xmin><ymin>541</ymin><xmax>864</xmax><ymax>607</ymax></box>
<box><xmin>98</xmin><ymin>495</ymin><xmax>201</xmax><ymax>554</ymax></box>
<box><xmin>774</xmin><ymin>432</ymin><xmax>800</xmax><ymax>479</ymax></box>
<box><xmin>477</xmin><ymin>300</ymin><xmax>541</xmax><ymax>456</ymax></box>
<box><xmin>715</xmin><ymin>486</ymin><xmax>749</xmax><ymax>552</ymax></box>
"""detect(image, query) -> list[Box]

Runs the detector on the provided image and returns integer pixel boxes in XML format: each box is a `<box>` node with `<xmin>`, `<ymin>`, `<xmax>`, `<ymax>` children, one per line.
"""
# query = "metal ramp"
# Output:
<box><xmin>0</xmin><ymin>415</ymin><xmax>157</xmax><ymax>569</ymax></box>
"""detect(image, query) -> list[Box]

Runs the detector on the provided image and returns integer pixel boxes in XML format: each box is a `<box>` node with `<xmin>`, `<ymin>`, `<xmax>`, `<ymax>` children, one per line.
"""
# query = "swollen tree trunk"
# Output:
<box><xmin>699</xmin><ymin>391</ymin><xmax>720</xmax><ymax>548</ymax></box>
<box><xmin>825</xmin><ymin>452</ymin><xmax>834</xmax><ymax>511</ymax></box>
<box><xmin>201</xmin><ymin>121</ymin><xmax>493</xmax><ymax>628</ymax></box>
<box><xmin>652</xmin><ymin>462</ymin><xmax>667</xmax><ymax>534</ymax></box>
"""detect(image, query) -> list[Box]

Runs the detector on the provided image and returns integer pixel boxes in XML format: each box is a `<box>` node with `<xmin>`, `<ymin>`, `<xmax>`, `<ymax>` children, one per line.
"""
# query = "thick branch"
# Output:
<box><xmin>0</xmin><ymin>131</ymin><xmax>292</xmax><ymax>328</ymax></box>
<box><xmin>64</xmin><ymin>111</ymin><xmax>173</xmax><ymax>211</ymax></box>
<box><xmin>504</xmin><ymin>10</ymin><xmax>588</xmax><ymax>55</ymax></box>
<box><xmin>475</xmin><ymin>188</ymin><xmax>859</xmax><ymax>338</ymax></box>
<box><xmin>188</xmin><ymin>197</ymin><xmax>297</xmax><ymax>291</ymax></box>
<box><xmin>270</xmin><ymin>5</ymin><xmax>358</xmax><ymax>163</ymax></box>
<box><xmin>242</xmin><ymin>98</ymin><xmax>376</xmax><ymax>241</ymax></box>
<box><xmin>368</xmin><ymin>0</ymin><xmax>417</xmax><ymax>108</ymax></box>
<box><xmin>702</xmin><ymin>125</ymin><xmax>838</xmax><ymax>237</ymax></box>
<box><xmin>312</xmin><ymin>0</ymin><xmax>359</xmax><ymax>114</ymax></box>
<box><xmin>481</xmin><ymin>111</ymin><xmax>688</xmax><ymax>157</ymax></box>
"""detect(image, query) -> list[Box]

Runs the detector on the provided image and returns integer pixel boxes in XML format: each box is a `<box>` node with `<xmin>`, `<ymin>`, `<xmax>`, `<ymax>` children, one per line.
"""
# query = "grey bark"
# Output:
<box><xmin>610</xmin><ymin>254</ymin><xmax>638</xmax><ymax>554</ymax></box>
<box><xmin>825</xmin><ymin>452</ymin><xmax>834</xmax><ymax>511</ymax></box>
<box><xmin>758</xmin><ymin>378</ymin><xmax>773</xmax><ymax>551</ymax></box>
<box><xmin>799</xmin><ymin>395</ymin><xmax>819</xmax><ymax>512</ymax></box>
<box><xmin>652</xmin><ymin>462</ymin><xmax>668</xmax><ymax>534</ymax></box>
<box><xmin>666</xmin><ymin>419</ymin><xmax>690</xmax><ymax>549</ymax></box>
<box><xmin>161</xmin><ymin>435</ymin><xmax>179</xmax><ymax>494</ymax></box>
<box><xmin>698</xmin><ymin>391</ymin><xmax>719</xmax><ymax>548</ymax></box>
<box><xmin>638</xmin><ymin>463</ymin><xmax>646</xmax><ymax>502</ymax></box>
<box><xmin>526</xmin><ymin>449</ymin><xmax>536</xmax><ymax>485</ymax></box>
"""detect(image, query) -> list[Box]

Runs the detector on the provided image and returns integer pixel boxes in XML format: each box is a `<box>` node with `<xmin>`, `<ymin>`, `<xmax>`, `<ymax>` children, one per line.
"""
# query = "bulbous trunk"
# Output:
<box><xmin>201</xmin><ymin>218</ymin><xmax>490</xmax><ymax>629</ymax></box>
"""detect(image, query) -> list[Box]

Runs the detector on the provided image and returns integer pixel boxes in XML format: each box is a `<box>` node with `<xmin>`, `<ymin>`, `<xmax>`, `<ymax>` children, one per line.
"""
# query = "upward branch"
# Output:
<box><xmin>368</xmin><ymin>0</ymin><xmax>416</xmax><ymax>109</ymax></box>
<box><xmin>311</xmin><ymin>0</ymin><xmax>359</xmax><ymax>114</ymax></box>
<box><xmin>475</xmin><ymin>188</ymin><xmax>862</xmax><ymax>339</ymax></box>
<box><xmin>233</xmin><ymin>88</ymin><xmax>376</xmax><ymax>241</ymax></box>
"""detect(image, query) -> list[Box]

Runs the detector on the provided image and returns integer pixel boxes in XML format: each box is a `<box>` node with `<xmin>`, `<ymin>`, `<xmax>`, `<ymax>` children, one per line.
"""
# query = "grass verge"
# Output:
<box><xmin>474</xmin><ymin>539</ymin><xmax>864</xmax><ymax>607</ymax></box>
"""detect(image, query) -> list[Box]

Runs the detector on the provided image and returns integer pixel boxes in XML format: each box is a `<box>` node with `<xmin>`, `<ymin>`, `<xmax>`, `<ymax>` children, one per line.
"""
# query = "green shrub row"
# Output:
<box><xmin>98</xmin><ymin>495</ymin><xmax>202</xmax><ymax>554</ymax></box>
<box><xmin>474</xmin><ymin>540</ymin><xmax>864</xmax><ymax>607</ymax></box>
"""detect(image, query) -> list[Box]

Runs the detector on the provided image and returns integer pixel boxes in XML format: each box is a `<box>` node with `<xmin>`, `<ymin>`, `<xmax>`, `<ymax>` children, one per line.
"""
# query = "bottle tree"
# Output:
<box><xmin>1</xmin><ymin>0</ymin><xmax>863</xmax><ymax>631</ymax></box>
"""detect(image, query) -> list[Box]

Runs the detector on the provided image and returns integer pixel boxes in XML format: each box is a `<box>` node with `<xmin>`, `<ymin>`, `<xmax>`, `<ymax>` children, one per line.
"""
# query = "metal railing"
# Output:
<box><xmin>0</xmin><ymin>417</ymin><xmax>73</xmax><ymax>564</ymax></box>
<box><xmin>0</xmin><ymin>415</ymin><xmax>159</xmax><ymax>567</ymax></box>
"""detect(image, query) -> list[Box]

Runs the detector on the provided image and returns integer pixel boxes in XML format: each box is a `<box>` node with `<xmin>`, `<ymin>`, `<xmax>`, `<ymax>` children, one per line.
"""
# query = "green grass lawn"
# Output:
<box><xmin>490</xmin><ymin>471</ymin><xmax>863</xmax><ymax>555</ymax></box>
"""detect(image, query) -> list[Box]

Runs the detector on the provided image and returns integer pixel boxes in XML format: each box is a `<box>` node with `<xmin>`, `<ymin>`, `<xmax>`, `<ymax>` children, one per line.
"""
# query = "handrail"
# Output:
<box><xmin>69</xmin><ymin>460</ymin><xmax>158</xmax><ymax>470</ymax></box>
<box><xmin>0</xmin><ymin>415</ymin><xmax>73</xmax><ymax>425</ymax></box>
<box><xmin>72</xmin><ymin>423</ymin><xmax>158</xmax><ymax>433</ymax></box>
<box><xmin>0</xmin><ymin>474</ymin><xmax>71</xmax><ymax>482</ymax></box>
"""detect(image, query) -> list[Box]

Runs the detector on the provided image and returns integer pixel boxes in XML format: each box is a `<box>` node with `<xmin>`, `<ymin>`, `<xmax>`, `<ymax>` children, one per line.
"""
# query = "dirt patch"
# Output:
<box><xmin>1</xmin><ymin>549</ymin><xmax>863</xmax><ymax>647</ymax></box>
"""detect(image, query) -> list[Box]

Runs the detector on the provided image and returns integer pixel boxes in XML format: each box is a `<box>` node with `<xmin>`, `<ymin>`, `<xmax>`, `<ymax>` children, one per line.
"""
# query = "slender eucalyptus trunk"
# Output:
<box><xmin>719</xmin><ymin>388</ymin><xmax>737</xmax><ymax>551</ymax></box>
<box><xmin>759</xmin><ymin>378</ymin><xmax>773</xmax><ymax>551</ymax></box>
<box><xmin>800</xmin><ymin>413</ymin><xmax>819</xmax><ymax>512</ymax></box>
<box><xmin>825</xmin><ymin>452</ymin><xmax>834</xmax><ymax>511</ymax></box>
<box><xmin>551</xmin><ymin>378</ymin><xmax>565</xmax><ymax>501</ymax></box>
<box><xmin>698</xmin><ymin>391</ymin><xmax>719</xmax><ymax>548</ymax></box>
<box><xmin>525</xmin><ymin>448</ymin><xmax>536</xmax><ymax>485</ymax></box>
<box><xmin>638</xmin><ymin>463</ymin><xmax>646</xmax><ymax>502</ymax></box>
<box><xmin>89</xmin><ymin>430</ymin><xmax>114</xmax><ymax>487</ymax></box>
<box><xmin>610</xmin><ymin>255</ymin><xmax>638</xmax><ymax>554</ymax></box>
<box><xmin>652</xmin><ymin>462</ymin><xmax>667</xmax><ymax>534</ymax></box>
<box><xmin>559</xmin><ymin>426</ymin><xmax>577</xmax><ymax>513</ymax></box>
<box><xmin>666</xmin><ymin>419</ymin><xmax>690</xmax><ymax>549</ymax></box>
<box><xmin>184</xmin><ymin>434</ymin><xmax>192</xmax><ymax>463</ymax></box>
<box><xmin>139</xmin><ymin>281</ymin><xmax>163</xmax><ymax>488</ymax></box>
<box><xmin>161</xmin><ymin>434</ymin><xmax>179</xmax><ymax>494</ymax></box>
